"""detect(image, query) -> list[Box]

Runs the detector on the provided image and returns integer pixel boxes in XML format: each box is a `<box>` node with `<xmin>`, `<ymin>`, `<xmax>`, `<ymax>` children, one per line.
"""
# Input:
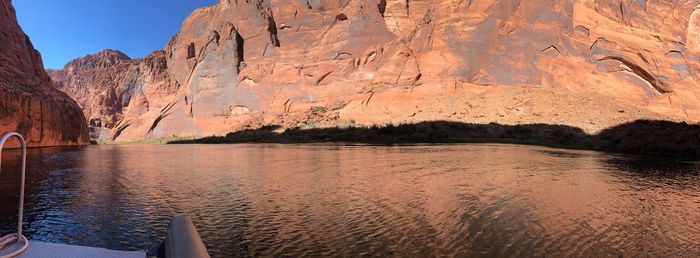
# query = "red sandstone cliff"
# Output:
<box><xmin>0</xmin><ymin>0</ymin><xmax>88</xmax><ymax>146</ymax></box>
<box><xmin>48</xmin><ymin>50</ymin><xmax>173</xmax><ymax>139</ymax></box>
<box><xmin>50</xmin><ymin>0</ymin><xmax>700</xmax><ymax>142</ymax></box>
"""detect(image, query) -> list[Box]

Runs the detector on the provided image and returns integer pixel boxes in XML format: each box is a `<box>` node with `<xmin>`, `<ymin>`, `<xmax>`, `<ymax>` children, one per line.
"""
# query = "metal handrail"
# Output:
<box><xmin>0</xmin><ymin>132</ymin><xmax>28</xmax><ymax>256</ymax></box>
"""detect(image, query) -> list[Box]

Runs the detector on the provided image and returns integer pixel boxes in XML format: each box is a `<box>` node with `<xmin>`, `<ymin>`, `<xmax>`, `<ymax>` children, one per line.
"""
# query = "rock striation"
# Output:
<box><xmin>48</xmin><ymin>49</ymin><xmax>173</xmax><ymax>139</ymax></box>
<box><xmin>0</xmin><ymin>0</ymin><xmax>88</xmax><ymax>146</ymax></box>
<box><xmin>50</xmin><ymin>0</ymin><xmax>700</xmax><ymax>142</ymax></box>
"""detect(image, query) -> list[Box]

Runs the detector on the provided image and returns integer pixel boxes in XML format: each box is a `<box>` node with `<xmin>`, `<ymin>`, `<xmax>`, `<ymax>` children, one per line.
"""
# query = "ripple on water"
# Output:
<box><xmin>0</xmin><ymin>144</ymin><xmax>698</xmax><ymax>256</ymax></box>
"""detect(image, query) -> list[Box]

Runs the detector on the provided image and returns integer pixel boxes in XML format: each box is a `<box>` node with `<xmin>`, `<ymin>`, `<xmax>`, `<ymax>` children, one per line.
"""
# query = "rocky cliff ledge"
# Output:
<box><xmin>48</xmin><ymin>49</ymin><xmax>172</xmax><ymax>140</ymax></box>
<box><xmin>0</xmin><ymin>0</ymin><xmax>88</xmax><ymax>146</ymax></box>
<box><xmin>50</xmin><ymin>0</ymin><xmax>700</xmax><ymax>142</ymax></box>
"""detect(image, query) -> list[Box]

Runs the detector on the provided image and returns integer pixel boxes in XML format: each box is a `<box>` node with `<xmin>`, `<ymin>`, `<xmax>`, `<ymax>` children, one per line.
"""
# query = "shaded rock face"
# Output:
<box><xmin>51</xmin><ymin>0</ymin><xmax>700</xmax><ymax>142</ymax></box>
<box><xmin>0</xmin><ymin>0</ymin><xmax>88</xmax><ymax>146</ymax></box>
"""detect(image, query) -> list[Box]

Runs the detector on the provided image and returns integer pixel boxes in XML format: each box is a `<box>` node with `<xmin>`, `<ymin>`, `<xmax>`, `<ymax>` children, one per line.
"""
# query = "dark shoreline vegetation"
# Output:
<box><xmin>167</xmin><ymin>120</ymin><xmax>700</xmax><ymax>160</ymax></box>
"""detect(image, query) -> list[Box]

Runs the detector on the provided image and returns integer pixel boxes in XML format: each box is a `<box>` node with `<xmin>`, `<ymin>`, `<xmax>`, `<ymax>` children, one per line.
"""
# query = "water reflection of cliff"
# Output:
<box><xmin>0</xmin><ymin>144</ymin><xmax>697</xmax><ymax>256</ymax></box>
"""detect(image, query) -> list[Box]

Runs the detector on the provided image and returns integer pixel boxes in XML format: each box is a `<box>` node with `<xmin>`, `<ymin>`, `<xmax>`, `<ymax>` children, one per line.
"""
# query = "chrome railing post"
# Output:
<box><xmin>0</xmin><ymin>132</ymin><xmax>27</xmax><ymax>244</ymax></box>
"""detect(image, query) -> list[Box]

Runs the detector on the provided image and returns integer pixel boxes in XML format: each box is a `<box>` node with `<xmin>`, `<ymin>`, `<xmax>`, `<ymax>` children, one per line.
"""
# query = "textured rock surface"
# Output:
<box><xmin>48</xmin><ymin>50</ymin><xmax>173</xmax><ymax>139</ymax></box>
<box><xmin>50</xmin><ymin>0</ymin><xmax>700</xmax><ymax>142</ymax></box>
<box><xmin>0</xmin><ymin>0</ymin><xmax>88</xmax><ymax>146</ymax></box>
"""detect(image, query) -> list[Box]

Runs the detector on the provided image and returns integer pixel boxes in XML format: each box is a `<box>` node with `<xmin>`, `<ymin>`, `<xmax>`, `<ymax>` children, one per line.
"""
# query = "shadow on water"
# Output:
<box><xmin>0</xmin><ymin>136</ymin><xmax>698</xmax><ymax>256</ymax></box>
<box><xmin>0</xmin><ymin>146</ymin><xmax>176</xmax><ymax>255</ymax></box>
<box><xmin>0</xmin><ymin>147</ymin><xmax>85</xmax><ymax>234</ymax></box>
<box><xmin>602</xmin><ymin>156</ymin><xmax>700</xmax><ymax>178</ymax></box>
<box><xmin>170</xmin><ymin>120</ymin><xmax>700</xmax><ymax>159</ymax></box>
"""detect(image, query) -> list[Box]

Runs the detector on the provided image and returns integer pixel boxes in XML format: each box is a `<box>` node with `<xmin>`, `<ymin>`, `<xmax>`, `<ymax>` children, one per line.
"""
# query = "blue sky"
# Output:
<box><xmin>13</xmin><ymin>0</ymin><xmax>217</xmax><ymax>69</ymax></box>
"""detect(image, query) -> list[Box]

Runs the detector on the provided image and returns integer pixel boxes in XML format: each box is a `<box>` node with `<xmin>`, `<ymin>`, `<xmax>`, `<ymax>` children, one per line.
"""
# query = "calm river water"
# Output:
<box><xmin>0</xmin><ymin>144</ymin><xmax>698</xmax><ymax>257</ymax></box>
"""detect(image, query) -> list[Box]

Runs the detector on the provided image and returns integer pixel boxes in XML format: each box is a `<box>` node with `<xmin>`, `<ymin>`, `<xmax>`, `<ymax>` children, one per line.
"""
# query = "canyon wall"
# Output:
<box><xmin>0</xmin><ymin>0</ymin><xmax>88</xmax><ymax>146</ymax></box>
<box><xmin>48</xmin><ymin>50</ymin><xmax>173</xmax><ymax>140</ymax></box>
<box><xmin>50</xmin><ymin>0</ymin><xmax>700</xmax><ymax>142</ymax></box>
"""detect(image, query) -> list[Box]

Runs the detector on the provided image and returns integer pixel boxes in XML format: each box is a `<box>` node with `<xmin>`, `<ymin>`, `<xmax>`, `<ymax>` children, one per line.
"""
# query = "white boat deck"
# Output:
<box><xmin>0</xmin><ymin>240</ymin><xmax>145</xmax><ymax>258</ymax></box>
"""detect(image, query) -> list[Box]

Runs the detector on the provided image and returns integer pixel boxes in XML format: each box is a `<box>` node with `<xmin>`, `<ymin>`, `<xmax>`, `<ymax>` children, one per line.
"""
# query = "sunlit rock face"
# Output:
<box><xmin>48</xmin><ymin>50</ymin><xmax>174</xmax><ymax>140</ymax></box>
<box><xmin>0</xmin><ymin>0</ymin><xmax>88</xmax><ymax>146</ymax></box>
<box><xmin>50</xmin><ymin>0</ymin><xmax>700</xmax><ymax>142</ymax></box>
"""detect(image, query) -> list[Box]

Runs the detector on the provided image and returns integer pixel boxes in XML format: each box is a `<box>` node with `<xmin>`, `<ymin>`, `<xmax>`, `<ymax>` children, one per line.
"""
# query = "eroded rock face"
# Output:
<box><xmin>0</xmin><ymin>0</ymin><xmax>88</xmax><ymax>146</ymax></box>
<box><xmin>50</xmin><ymin>0</ymin><xmax>700</xmax><ymax>142</ymax></box>
<box><xmin>48</xmin><ymin>49</ymin><xmax>173</xmax><ymax>140</ymax></box>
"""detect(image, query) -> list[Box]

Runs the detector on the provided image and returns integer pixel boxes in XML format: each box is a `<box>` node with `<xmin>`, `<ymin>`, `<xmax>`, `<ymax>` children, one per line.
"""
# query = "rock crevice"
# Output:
<box><xmin>47</xmin><ymin>0</ymin><xmax>700</xmax><ymax>142</ymax></box>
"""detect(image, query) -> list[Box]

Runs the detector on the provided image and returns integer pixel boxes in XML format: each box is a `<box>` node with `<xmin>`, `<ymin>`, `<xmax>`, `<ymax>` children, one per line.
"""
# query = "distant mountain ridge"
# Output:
<box><xmin>49</xmin><ymin>0</ymin><xmax>700</xmax><ymax>142</ymax></box>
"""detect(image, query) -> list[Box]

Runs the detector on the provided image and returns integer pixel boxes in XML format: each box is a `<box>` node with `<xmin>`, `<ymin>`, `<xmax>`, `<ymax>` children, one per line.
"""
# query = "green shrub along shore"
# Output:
<box><xmin>165</xmin><ymin>120</ymin><xmax>700</xmax><ymax>159</ymax></box>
